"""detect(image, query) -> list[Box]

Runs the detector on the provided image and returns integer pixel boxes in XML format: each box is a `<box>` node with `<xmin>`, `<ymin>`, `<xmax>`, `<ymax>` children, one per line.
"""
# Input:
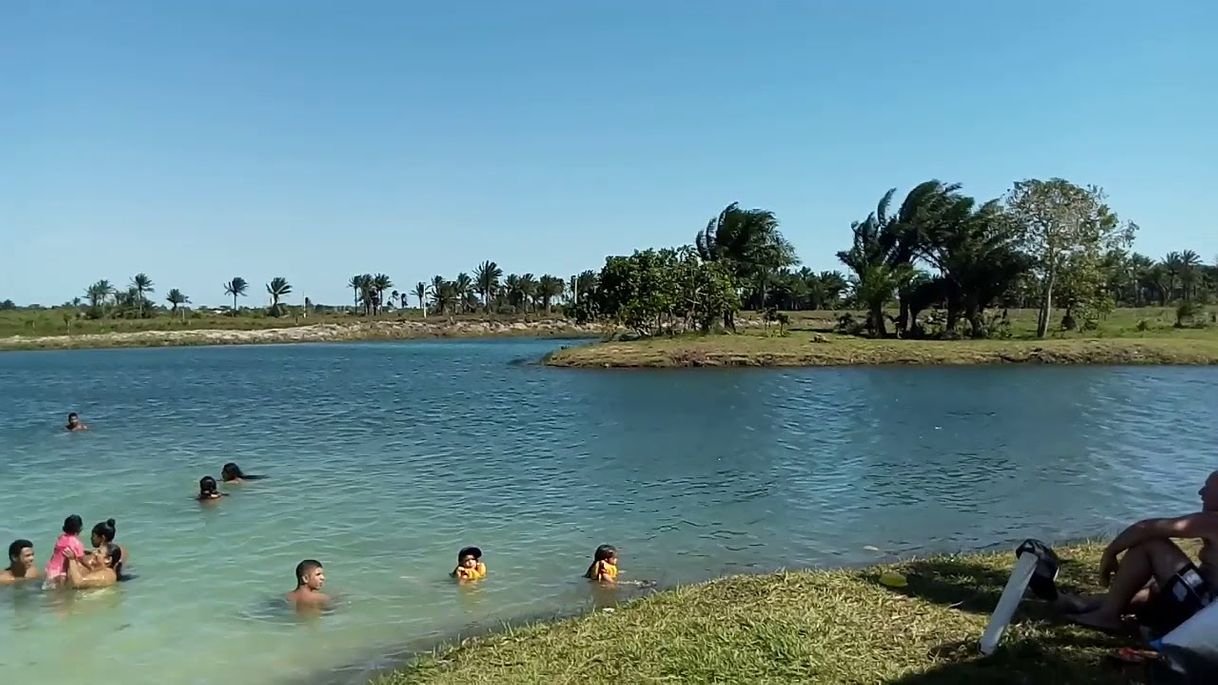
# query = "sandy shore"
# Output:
<box><xmin>0</xmin><ymin>319</ymin><xmax>600</xmax><ymax>352</ymax></box>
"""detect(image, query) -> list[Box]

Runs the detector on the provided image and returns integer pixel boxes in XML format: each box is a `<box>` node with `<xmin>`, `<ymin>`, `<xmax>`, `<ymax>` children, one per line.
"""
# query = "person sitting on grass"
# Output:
<box><xmin>451</xmin><ymin>547</ymin><xmax>486</xmax><ymax>582</ymax></box>
<box><xmin>286</xmin><ymin>559</ymin><xmax>329</xmax><ymax>607</ymax></box>
<box><xmin>0</xmin><ymin>539</ymin><xmax>41</xmax><ymax>585</ymax></box>
<box><xmin>1062</xmin><ymin>469</ymin><xmax>1218</xmax><ymax>632</ymax></box>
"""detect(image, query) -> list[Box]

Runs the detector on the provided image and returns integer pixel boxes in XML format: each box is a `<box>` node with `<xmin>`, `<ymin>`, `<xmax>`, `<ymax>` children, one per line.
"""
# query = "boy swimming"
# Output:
<box><xmin>286</xmin><ymin>559</ymin><xmax>329</xmax><ymax>606</ymax></box>
<box><xmin>451</xmin><ymin>547</ymin><xmax>486</xmax><ymax>581</ymax></box>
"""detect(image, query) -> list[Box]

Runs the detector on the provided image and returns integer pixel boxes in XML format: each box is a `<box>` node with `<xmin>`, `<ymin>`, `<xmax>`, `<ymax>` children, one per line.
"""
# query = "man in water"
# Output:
<box><xmin>65</xmin><ymin>412</ymin><xmax>88</xmax><ymax>432</ymax></box>
<box><xmin>286</xmin><ymin>559</ymin><xmax>329</xmax><ymax>606</ymax></box>
<box><xmin>1064</xmin><ymin>470</ymin><xmax>1218</xmax><ymax>632</ymax></box>
<box><xmin>0</xmin><ymin>539</ymin><xmax>41</xmax><ymax>585</ymax></box>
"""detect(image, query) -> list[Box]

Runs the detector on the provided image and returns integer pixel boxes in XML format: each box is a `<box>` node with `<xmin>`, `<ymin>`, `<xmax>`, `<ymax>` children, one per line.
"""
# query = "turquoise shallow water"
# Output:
<box><xmin>1</xmin><ymin>339</ymin><xmax>1216</xmax><ymax>683</ymax></box>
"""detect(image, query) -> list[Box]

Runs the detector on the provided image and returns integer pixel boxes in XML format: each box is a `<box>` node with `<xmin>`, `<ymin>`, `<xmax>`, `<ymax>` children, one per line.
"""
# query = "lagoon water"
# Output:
<box><xmin>1</xmin><ymin>339</ymin><xmax>1215</xmax><ymax>683</ymax></box>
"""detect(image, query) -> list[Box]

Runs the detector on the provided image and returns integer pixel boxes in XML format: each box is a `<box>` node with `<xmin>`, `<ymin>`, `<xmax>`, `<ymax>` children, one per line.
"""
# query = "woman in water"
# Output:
<box><xmin>451</xmin><ymin>547</ymin><xmax>487</xmax><ymax>582</ymax></box>
<box><xmin>44</xmin><ymin>515</ymin><xmax>86</xmax><ymax>587</ymax></box>
<box><xmin>0</xmin><ymin>539</ymin><xmax>41</xmax><ymax>585</ymax></box>
<box><xmin>86</xmin><ymin>519</ymin><xmax>126</xmax><ymax>569</ymax></box>
<box><xmin>584</xmin><ymin>544</ymin><xmax>619</xmax><ymax>583</ymax></box>
<box><xmin>220</xmin><ymin>462</ymin><xmax>265</xmax><ymax>484</ymax></box>
<box><xmin>63</xmin><ymin>546</ymin><xmax>123</xmax><ymax>589</ymax></box>
<box><xmin>197</xmin><ymin>476</ymin><xmax>226</xmax><ymax>502</ymax></box>
<box><xmin>65</xmin><ymin>412</ymin><xmax>88</xmax><ymax>432</ymax></box>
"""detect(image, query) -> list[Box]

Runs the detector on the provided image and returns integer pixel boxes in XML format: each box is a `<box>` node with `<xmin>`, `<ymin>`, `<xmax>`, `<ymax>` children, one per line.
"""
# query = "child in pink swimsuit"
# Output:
<box><xmin>44</xmin><ymin>514</ymin><xmax>85</xmax><ymax>587</ymax></box>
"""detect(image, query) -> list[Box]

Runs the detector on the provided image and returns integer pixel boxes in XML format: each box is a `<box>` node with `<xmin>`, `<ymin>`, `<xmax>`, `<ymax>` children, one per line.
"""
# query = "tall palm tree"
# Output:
<box><xmin>390</xmin><ymin>290</ymin><xmax>399</xmax><ymax>311</ymax></box>
<box><xmin>504</xmin><ymin>274</ymin><xmax>523</xmax><ymax>312</ymax></box>
<box><xmin>453</xmin><ymin>273</ymin><xmax>473</xmax><ymax>313</ymax></box>
<box><xmin>223</xmin><ymin>277</ymin><xmax>248</xmax><ymax>315</ymax></box>
<box><xmin>1180</xmin><ymin>249</ymin><xmax>1202</xmax><ymax>302</ymax></box>
<box><xmin>166</xmin><ymin>289</ymin><xmax>190</xmax><ymax>320</ymax></box>
<box><xmin>538</xmin><ymin>275</ymin><xmax>565</xmax><ymax>313</ymax></box>
<box><xmin>696</xmin><ymin>202</ymin><xmax>798</xmax><ymax>312</ymax></box>
<box><xmin>518</xmin><ymin>273</ymin><xmax>538</xmax><ymax>312</ymax></box>
<box><xmin>474</xmin><ymin>261</ymin><xmax>503</xmax><ymax>312</ymax></box>
<box><xmin>348</xmin><ymin>275</ymin><xmax>364</xmax><ymax>308</ymax></box>
<box><xmin>130</xmin><ymin>273</ymin><xmax>154</xmax><ymax>316</ymax></box>
<box><xmin>413</xmin><ymin>282</ymin><xmax>429</xmax><ymax>317</ymax></box>
<box><xmin>354</xmin><ymin>274</ymin><xmax>376</xmax><ymax>315</ymax></box>
<box><xmin>372</xmin><ymin>274</ymin><xmax>393</xmax><ymax>313</ymax></box>
<box><xmin>1163</xmin><ymin>252</ymin><xmax>1183</xmax><ymax>303</ymax></box>
<box><xmin>266</xmin><ymin>277</ymin><xmax>292</xmax><ymax>316</ymax></box>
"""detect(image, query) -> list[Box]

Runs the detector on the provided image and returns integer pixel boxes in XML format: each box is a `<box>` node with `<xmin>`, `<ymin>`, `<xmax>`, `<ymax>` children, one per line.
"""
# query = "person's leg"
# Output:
<box><xmin>1071</xmin><ymin>539</ymin><xmax>1191</xmax><ymax>630</ymax></box>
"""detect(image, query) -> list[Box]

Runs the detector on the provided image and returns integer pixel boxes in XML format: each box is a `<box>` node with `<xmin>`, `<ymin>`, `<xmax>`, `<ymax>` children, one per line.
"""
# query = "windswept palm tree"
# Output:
<box><xmin>453</xmin><ymin>273</ymin><xmax>473</xmax><ymax>313</ymax></box>
<box><xmin>518</xmin><ymin>273</ymin><xmax>538</xmax><ymax>312</ymax></box>
<box><xmin>166</xmin><ymin>288</ymin><xmax>190</xmax><ymax>320</ymax></box>
<box><xmin>85</xmin><ymin>279</ymin><xmax>116</xmax><ymax>317</ymax></box>
<box><xmin>223</xmin><ymin>277</ymin><xmax>248</xmax><ymax>315</ymax></box>
<box><xmin>413</xmin><ymin>282</ymin><xmax>429</xmax><ymax>317</ymax></box>
<box><xmin>354</xmin><ymin>274</ymin><xmax>375</xmax><ymax>315</ymax></box>
<box><xmin>266</xmin><ymin>277</ymin><xmax>292</xmax><ymax>316</ymax></box>
<box><xmin>474</xmin><ymin>261</ymin><xmax>503</xmax><ymax>312</ymax></box>
<box><xmin>130</xmin><ymin>273</ymin><xmax>154</xmax><ymax>316</ymax></box>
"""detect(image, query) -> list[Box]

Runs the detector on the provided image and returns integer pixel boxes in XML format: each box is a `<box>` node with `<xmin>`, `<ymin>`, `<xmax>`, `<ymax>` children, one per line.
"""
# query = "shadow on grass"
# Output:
<box><xmin>883</xmin><ymin>638</ymin><xmax>1140</xmax><ymax>684</ymax></box>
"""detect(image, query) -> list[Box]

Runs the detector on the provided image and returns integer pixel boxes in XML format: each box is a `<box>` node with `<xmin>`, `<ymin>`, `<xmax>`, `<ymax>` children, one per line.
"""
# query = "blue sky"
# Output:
<box><xmin>3</xmin><ymin>1</ymin><xmax>1215</xmax><ymax>306</ymax></box>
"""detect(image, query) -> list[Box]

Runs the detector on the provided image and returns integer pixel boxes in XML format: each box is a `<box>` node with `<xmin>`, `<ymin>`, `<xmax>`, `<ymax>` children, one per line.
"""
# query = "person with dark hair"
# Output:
<box><xmin>451</xmin><ymin>547</ymin><xmax>486</xmax><ymax>581</ymax></box>
<box><xmin>197</xmin><ymin>476</ymin><xmax>226</xmax><ymax>502</ymax></box>
<box><xmin>43</xmin><ymin>514</ymin><xmax>86</xmax><ymax>586</ymax></box>
<box><xmin>220</xmin><ymin>462</ymin><xmax>266</xmax><ymax>484</ymax></box>
<box><xmin>286</xmin><ymin>559</ymin><xmax>329</xmax><ymax>605</ymax></box>
<box><xmin>63</xmin><ymin>544</ymin><xmax>123</xmax><ymax>589</ymax></box>
<box><xmin>584</xmin><ymin>544</ymin><xmax>619</xmax><ymax>583</ymax></box>
<box><xmin>65</xmin><ymin>412</ymin><xmax>88</xmax><ymax>431</ymax></box>
<box><xmin>0</xmin><ymin>539</ymin><xmax>40</xmax><ymax>585</ymax></box>
<box><xmin>86</xmin><ymin>519</ymin><xmax>126</xmax><ymax>569</ymax></box>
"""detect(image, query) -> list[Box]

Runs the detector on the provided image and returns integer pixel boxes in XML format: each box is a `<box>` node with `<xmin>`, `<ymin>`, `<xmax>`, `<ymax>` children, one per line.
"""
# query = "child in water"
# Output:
<box><xmin>451</xmin><ymin>547</ymin><xmax>486</xmax><ymax>582</ymax></box>
<box><xmin>44</xmin><ymin>515</ymin><xmax>86</xmax><ymax>587</ymax></box>
<box><xmin>197</xmin><ymin>476</ymin><xmax>226</xmax><ymax>501</ymax></box>
<box><xmin>86</xmin><ymin>519</ymin><xmax>118</xmax><ymax>570</ymax></box>
<box><xmin>584</xmin><ymin>544</ymin><xmax>619</xmax><ymax>583</ymax></box>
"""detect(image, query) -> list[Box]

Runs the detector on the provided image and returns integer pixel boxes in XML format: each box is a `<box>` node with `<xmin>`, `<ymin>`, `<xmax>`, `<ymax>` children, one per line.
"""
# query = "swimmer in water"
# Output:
<box><xmin>86</xmin><ymin>519</ymin><xmax>124</xmax><ymax>569</ymax></box>
<box><xmin>65</xmin><ymin>412</ymin><xmax>88</xmax><ymax>432</ymax></box>
<box><xmin>0</xmin><ymin>539</ymin><xmax>41</xmax><ymax>585</ymax></box>
<box><xmin>63</xmin><ymin>545</ymin><xmax>123</xmax><ymax>589</ymax></box>
<box><xmin>584</xmin><ymin>544</ymin><xmax>619</xmax><ymax>583</ymax></box>
<box><xmin>197</xmin><ymin>476</ymin><xmax>226</xmax><ymax>502</ymax></box>
<box><xmin>451</xmin><ymin>547</ymin><xmax>487</xmax><ymax>582</ymax></box>
<box><xmin>220</xmin><ymin>462</ymin><xmax>266</xmax><ymax>484</ymax></box>
<box><xmin>286</xmin><ymin>559</ymin><xmax>329</xmax><ymax>606</ymax></box>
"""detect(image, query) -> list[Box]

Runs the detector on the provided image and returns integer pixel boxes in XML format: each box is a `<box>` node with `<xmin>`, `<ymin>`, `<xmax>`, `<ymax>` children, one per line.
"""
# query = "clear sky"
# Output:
<box><xmin>3</xmin><ymin>1</ymin><xmax>1215</xmax><ymax>306</ymax></box>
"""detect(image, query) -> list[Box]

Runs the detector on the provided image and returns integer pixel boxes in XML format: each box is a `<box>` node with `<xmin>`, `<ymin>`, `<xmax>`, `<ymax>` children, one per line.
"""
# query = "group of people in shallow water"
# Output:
<box><xmin>7</xmin><ymin>414</ymin><xmax>638</xmax><ymax>607</ymax></box>
<box><xmin>1</xmin><ymin>516</ymin><xmax>126</xmax><ymax>589</ymax></box>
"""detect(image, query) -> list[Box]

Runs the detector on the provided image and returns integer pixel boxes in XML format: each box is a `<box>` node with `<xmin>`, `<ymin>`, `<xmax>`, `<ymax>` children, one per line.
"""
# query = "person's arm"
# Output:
<box><xmin>1106</xmin><ymin>514</ymin><xmax>1218</xmax><ymax>557</ymax></box>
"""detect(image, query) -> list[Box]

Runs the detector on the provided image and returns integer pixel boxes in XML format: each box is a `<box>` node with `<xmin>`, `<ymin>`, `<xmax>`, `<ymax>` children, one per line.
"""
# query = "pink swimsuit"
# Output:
<box><xmin>44</xmin><ymin>533</ymin><xmax>85</xmax><ymax>580</ymax></box>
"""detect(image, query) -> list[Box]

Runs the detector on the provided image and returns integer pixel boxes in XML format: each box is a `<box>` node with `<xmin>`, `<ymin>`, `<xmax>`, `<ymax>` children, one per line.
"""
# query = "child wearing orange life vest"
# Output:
<box><xmin>584</xmin><ymin>544</ymin><xmax>619</xmax><ymax>583</ymax></box>
<box><xmin>451</xmin><ymin>547</ymin><xmax>486</xmax><ymax>581</ymax></box>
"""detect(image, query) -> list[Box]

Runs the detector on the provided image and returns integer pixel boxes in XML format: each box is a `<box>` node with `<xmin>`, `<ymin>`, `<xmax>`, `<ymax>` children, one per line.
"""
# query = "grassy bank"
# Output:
<box><xmin>379</xmin><ymin>542</ymin><xmax>1141</xmax><ymax>684</ymax></box>
<box><xmin>546</xmin><ymin>307</ymin><xmax>1218</xmax><ymax>368</ymax></box>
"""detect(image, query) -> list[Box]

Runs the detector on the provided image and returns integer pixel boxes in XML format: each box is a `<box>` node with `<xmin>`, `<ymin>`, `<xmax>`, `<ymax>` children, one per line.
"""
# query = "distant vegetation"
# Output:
<box><xmin>2</xmin><ymin>176</ymin><xmax>1215</xmax><ymax>341</ymax></box>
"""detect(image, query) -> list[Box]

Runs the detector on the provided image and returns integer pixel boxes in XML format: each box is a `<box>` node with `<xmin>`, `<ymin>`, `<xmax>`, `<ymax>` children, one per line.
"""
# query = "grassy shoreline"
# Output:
<box><xmin>378</xmin><ymin>542</ymin><xmax>1141</xmax><ymax>684</ymax></box>
<box><xmin>0</xmin><ymin>318</ymin><xmax>599</xmax><ymax>352</ymax></box>
<box><xmin>545</xmin><ymin>331</ymin><xmax>1218</xmax><ymax>368</ymax></box>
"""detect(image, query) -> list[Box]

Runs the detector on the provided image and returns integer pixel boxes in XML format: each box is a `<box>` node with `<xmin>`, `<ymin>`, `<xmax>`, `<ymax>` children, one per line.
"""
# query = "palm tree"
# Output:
<box><xmin>413</xmin><ymin>282</ymin><xmax>429</xmax><ymax>317</ymax></box>
<box><xmin>354</xmin><ymin>274</ymin><xmax>375</xmax><ymax>315</ymax></box>
<box><xmin>166</xmin><ymin>288</ymin><xmax>190</xmax><ymax>320</ymax></box>
<box><xmin>1163</xmin><ymin>252</ymin><xmax>1183</xmax><ymax>303</ymax></box>
<box><xmin>696</xmin><ymin>202</ymin><xmax>798</xmax><ymax>313</ymax></box>
<box><xmin>348</xmin><ymin>275</ymin><xmax>364</xmax><ymax>309</ymax></box>
<box><xmin>372</xmin><ymin>274</ymin><xmax>393</xmax><ymax>314</ymax></box>
<box><xmin>223</xmin><ymin>277</ymin><xmax>249</xmax><ymax>314</ymax></box>
<box><xmin>538</xmin><ymin>275</ymin><xmax>564</xmax><ymax>313</ymax></box>
<box><xmin>390</xmin><ymin>290</ymin><xmax>400</xmax><ymax>311</ymax></box>
<box><xmin>266</xmin><ymin>277</ymin><xmax>292</xmax><ymax>316</ymax></box>
<box><xmin>1180</xmin><ymin>249</ymin><xmax>1202</xmax><ymax>302</ymax></box>
<box><xmin>504</xmin><ymin>274</ymin><xmax>523</xmax><ymax>312</ymax></box>
<box><xmin>453</xmin><ymin>273</ymin><xmax>473</xmax><ymax>313</ymax></box>
<box><xmin>474</xmin><ymin>261</ymin><xmax>503</xmax><ymax>312</ymax></box>
<box><xmin>85</xmin><ymin>279</ymin><xmax>116</xmax><ymax>317</ymax></box>
<box><xmin>130</xmin><ymin>273</ymin><xmax>154</xmax><ymax>316</ymax></box>
<box><xmin>518</xmin><ymin>273</ymin><xmax>538</xmax><ymax>312</ymax></box>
